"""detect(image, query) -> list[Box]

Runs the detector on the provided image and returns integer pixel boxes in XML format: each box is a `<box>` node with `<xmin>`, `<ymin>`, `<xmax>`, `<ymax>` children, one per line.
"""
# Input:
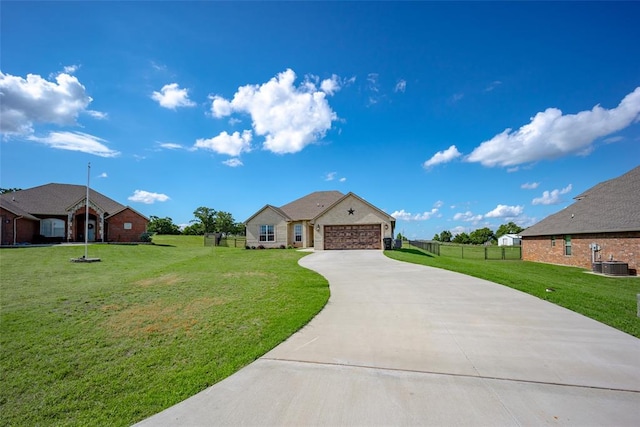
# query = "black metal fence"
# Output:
<box><xmin>204</xmin><ymin>234</ymin><xmax>247</xmax><ymax>248</ymax></box>
<box><xmin>408</xmin><ymin>240</ymin><xmax>521</xmax><ymax>260</ymax></box>
<box><xmin>409</xmin><ymin>240</ymin><xmax>441</xmax><ymax>255</ymax></box>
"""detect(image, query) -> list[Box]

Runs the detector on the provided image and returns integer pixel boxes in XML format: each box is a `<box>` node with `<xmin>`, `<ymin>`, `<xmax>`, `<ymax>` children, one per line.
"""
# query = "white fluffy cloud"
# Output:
<box><xmin>324</xmin><ymin>172</ymin><xmax>347</xmax><ymax>182</ymax></box>
<box><xmin>467</xmin><ymin>87</ymin><xmax>640</xmax><ymax>167</ymax></box>
<box><xmin>325</xmin><ymin>172</ymin><xmax>337</xmax><ymax>181</ymax></box>
<box><xmin>27</xmin><ymin>131</ymin><xmax>119</xmax><ymax>157</ymax></box>
<box><xmin>222</xmin><ymin>158</ymin><xmax>243</xmax><ymax>167</ymax></box>
<box><xmin>452</xmin><ymin>204</ymin><xmax>524</xmax><ymax>225</ymax></box>
<box><xmin>532</xmin><ymin>184</ymin><xmax>572</xmax><ymax>205</ymax></box>
<box><xmin>158</xmin><ymin>142</ymin><xmax>184</xmax><ymax>150</ymax></box>
<box><xmin>0</xmin><ymin>71</ymin><xmax>94</xmax><ymax>135</ymax></box>
<box><xmin>151</xmin><ymin>83</ymin><xmax>196</xmax><ymax>109</ymax></box>
<box><xmin>423</xmin><ymin>145</ymin><xmax>462</xmax><ymax>168</ymax></box>
<box><xmin>128</xmin><ymin>190</ymin><xmax>170</xmax><ymax>204</ymax></box>
<box><xmin>521</xmin><ymin>182</ymin><xmax>540</xmax><ymax>190</ymax></box>
<box><xmin>320</xmin><ymin>74</ymin><xmax>342</xmax><ymax>95</ymax></box>
<box><xmin>194</xmin><ymin>130</ymin><xmax>252</xmax><ymax>156</ymax></box>
<box><xmin>208</xmin><ymin>69</ymin><xmax>339</xmax><ymax>154</ymax></box>
<box><xmin>453</xmin><ymin>211</ymin><xmax>483</xmax><ymax>223</ymax></box>
<box><xmin>391</xmin><ymin>208</ymin><xmax>439</xmax><ymax>221</ymax></box>
<box><xmin>485</xmin><ymin>204</ymin><xmax>524</xmax><ymax>218</ymax></box>
<box><xmin>395</xmin><ymin>79</ymin><xmax>407</xmax><ymax>93</ymax></box>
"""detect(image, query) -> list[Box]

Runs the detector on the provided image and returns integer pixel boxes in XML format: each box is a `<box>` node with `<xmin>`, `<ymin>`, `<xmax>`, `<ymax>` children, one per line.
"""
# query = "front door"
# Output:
<box><xmin>87</xmin><ymin>220</ymin><xmax>96</xmax><ymax>241</ymax></box>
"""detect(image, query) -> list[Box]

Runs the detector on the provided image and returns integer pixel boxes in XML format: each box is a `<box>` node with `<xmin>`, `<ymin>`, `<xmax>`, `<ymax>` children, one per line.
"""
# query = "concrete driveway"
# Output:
<box><xmin>137</xmin><ymin>250</ymin><xmax>640</xmax><ymax>426</ymax></box>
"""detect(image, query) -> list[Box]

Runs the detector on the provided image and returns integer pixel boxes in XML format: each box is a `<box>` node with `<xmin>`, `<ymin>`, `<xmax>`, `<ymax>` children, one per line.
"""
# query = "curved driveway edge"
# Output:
<box><xmin>137</xmin><ymin>250</ymin><xmax>640</xmax><ymax>426</ymax></box>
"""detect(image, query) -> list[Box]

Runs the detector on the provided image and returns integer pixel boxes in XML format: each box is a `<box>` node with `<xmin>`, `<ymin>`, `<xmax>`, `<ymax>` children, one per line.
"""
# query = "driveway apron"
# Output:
<box><xmin>137</xmin><ymin>250</ymin><xmax>640</xmax><ymax>426</ymax></box>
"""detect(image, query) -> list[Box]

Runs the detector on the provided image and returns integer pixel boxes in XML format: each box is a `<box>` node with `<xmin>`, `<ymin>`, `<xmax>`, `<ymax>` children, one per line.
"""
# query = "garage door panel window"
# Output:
<box><xmin>259</xmin><ymin>225</ymin><xmax>275</xmax><ymax>242</ymax></box>
<box><xmin>324</xmin><ymin>224</ymin><xmax>381</xmax><ymax>250</ymax></box>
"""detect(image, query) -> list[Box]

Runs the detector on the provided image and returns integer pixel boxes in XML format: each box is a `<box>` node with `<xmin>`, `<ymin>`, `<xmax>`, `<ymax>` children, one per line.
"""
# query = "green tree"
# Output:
<box><xmin>469</xmin><ymin>227</ymin><xmax>495</xmax><ymax>245</ymax></box>
<box><xmin>0</xmin><ymin>188</ymin><xmax>21</xmax><ymax>195</ymax></box>
<box><xmin>147</xmin><ymin>216</ymin><xmax>181</xmax><ymax>235</ymax></box>
<box><xmin>192</xmin><ymin>207</ymin><xmax>217</xmax><ymax>233</ymax></box>
<box><xmin>231</xmin><ymin>222</ymin><xmax>246</xmax><ymax>236</ymax></box>
<box><xmin>432</xmin><ymin>233</ymin><xmax>440</xmax><ymax>242</ymax></box>
<box><xmin>439</xmin><ymin>230</ymin><xmax>452</xmax><ymax>242</ymax></box>
<box><xmin>452</xmin><ymin>232</ymin><xmax>471</xmax><ymax>244</ymax></box>
<box><xmin>215</xmin><ymin>211</ymin><xmax>236</xmax><ymax>234</ymax></box>
<box><xmin>495</xmin><ymin>221</ymin><xmax>524</xmax><ymax>237</ymax></box>
<box><xmin>182</xmin><ymin>223</ymin><xmax>204</xmax><ymax>235</ymax></box>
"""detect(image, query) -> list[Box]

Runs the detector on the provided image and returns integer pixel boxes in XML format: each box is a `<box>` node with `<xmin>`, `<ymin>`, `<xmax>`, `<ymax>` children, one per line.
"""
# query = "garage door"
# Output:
<box><xmin>324</xmin><ymin>224</ymin><xmax>381</xmax><ymax>250</ymax></box>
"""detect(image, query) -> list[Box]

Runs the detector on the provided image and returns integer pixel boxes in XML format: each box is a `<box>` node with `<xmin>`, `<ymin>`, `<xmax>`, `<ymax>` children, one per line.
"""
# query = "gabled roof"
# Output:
<box><xmin>106</xmin><ymin>205</ymin><xmax>150</xmax><ymax>221</ymax></box>
<box><xmin>279</xmin><ymin>191</ymin><xmax>345</xmax><ymax>220</ymax></box>
<box><xmin>245</xmin><ymin>190</ymin><xmax>395</xmax><ymax>225</ymax></box>
<box><xmin>313</xmin><ymin>192</ymin><xmax>396</xmax><ymax>222</ymax></box>
<box><xmin>521</xmin><ymin>166</ymin><xmax>640</xmax><ymax>237</ymax></box>
<box><xmin>0</xmin><ymin>183</ymin><xmax>127</xmax><ymax>217</ymax></box>
<box><xmin>244</xmin><ymin>204</ymin><xmax>292</xmax><ymax>224</ymax></box>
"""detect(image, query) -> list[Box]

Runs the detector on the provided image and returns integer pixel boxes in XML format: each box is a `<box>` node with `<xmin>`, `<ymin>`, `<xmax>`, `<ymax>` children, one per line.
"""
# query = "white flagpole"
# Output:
<box><xmin>85</xmin><ymin>162</ymin><xmax>90</xmax><ymax>259</ymax></box>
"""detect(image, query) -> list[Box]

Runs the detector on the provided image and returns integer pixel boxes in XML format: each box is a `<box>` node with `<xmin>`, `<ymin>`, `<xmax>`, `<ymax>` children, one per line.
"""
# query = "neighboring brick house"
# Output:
<box><xmin>0</xmin><ymin>183</ymin><xmax>148</xmax><ymax>245</ymax></box>
<box><xmin>520</xmin><ymin>166</ymin><xmax>639</xmax><ymax>275</ymax></box>
<box><xmin>245</xmin><ymin>191</ymin><xmax>396</xmax><ymax>250</ymax></box>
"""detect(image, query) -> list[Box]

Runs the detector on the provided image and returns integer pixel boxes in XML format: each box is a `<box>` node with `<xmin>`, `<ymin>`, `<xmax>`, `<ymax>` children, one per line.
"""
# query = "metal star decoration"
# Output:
<box><xmin>348</xmin><ymin>208</ymin><xmax>355</xmax><ymax>215</ymax></box>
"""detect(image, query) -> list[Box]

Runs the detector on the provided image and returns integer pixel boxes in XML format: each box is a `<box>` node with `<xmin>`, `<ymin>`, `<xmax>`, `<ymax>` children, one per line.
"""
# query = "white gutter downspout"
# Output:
<box><xmin>13</xmin><ymin>216</ymin><xmax>23</xmax><ymax>245</ymax></box>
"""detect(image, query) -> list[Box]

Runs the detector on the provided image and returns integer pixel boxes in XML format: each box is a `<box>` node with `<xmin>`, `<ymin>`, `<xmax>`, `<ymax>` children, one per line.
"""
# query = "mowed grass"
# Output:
<box><xmin>385</xmin><ymin>247</ymin><xmax>640</xmax><ymax>339</ymax></box>
<box><xmin>0</xmin><ymin>236</ymin><xmax>329</xmax><ymax>426</ymax></box>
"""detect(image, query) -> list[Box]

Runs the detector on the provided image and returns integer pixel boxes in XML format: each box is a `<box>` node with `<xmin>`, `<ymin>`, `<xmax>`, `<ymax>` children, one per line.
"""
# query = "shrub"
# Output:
<box><xmin>139</xmin><ymin>232</ymin><xmax>153</xmax><ymax>243</ymax></box>
<box><xmin>258</xmin><ymin>245</ymin><xmax>265</xmax><ymax>250</ymax></box>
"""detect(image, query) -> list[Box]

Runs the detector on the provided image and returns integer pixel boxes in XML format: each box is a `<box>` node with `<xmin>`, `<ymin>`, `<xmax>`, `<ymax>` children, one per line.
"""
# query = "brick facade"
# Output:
<box><xmin>522</xmin><ymin>231</ymin><xmax>639</xmax><ymax>275</ymax></box>
<box><xmin>105</xmin><ymin>209</ymin><xmax>148</xmax><ymax>243</ymax></box>
<box><xmin>1</xmin><ymin>206</ymin><xmax>147</xmax><ymax>245</ymax></box>
<box><xmin>0</xmin><ymin>209</ymin><xmax>39</xmax><ymax>245</ymax></box>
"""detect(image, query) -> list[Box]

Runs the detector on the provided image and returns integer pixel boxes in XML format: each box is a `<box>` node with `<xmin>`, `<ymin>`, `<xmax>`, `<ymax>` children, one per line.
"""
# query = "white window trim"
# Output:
<box><xmin>259</xmin><ymin>224</ymin><xmax>275</xmax><ymax>242</ymax></box>
<box><xmin>40</xmin><ymin>218</ymin><xmax>65</xmax><ymax>238</ymax></box>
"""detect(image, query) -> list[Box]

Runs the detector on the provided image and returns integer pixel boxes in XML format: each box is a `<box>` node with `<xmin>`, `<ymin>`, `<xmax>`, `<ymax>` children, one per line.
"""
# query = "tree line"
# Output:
<box><xmin>147</xmin><ymin>206</ymin><xmax>244</xmax><ymax>236</ymax></box>
<box><xmin>432</xmin><ymin>222</ymin><xmax>524</xmax><ymax>245</ymax></box>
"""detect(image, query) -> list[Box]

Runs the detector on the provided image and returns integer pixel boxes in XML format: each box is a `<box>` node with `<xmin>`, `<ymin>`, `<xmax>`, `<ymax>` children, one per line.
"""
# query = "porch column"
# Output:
<box><xmin>67</xmin><ymin>212</ymin><xmax>73</xmax><ymax>242</ymax></box>
<box><xmin>100</xmin><ymin>213</ymin><xmax>105</xmax><ymax>242</ymax></box>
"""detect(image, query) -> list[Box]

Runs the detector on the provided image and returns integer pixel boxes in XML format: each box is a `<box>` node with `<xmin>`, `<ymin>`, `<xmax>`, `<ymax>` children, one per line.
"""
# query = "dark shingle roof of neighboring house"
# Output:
<box><xmin>0</xmin><ymin>183</ymin><xmax>126</xmax><ymax>217</ymax></box>
<box><xmin>279</xmin><ymin>190</ymin><xmax>345</xmax><ymax>220</ymax></box>
<box><xmin>521</xmin><ymin>166</ymin><xmax>640</xmax><ymax>237</ymax></box>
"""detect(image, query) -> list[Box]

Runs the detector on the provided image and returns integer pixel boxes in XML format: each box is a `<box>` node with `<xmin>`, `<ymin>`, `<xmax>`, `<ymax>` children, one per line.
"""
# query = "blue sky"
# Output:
<box><xmin>2</xmin><ymin>1</ymin><xmax>639</xmax><ymax>239</ymax></box>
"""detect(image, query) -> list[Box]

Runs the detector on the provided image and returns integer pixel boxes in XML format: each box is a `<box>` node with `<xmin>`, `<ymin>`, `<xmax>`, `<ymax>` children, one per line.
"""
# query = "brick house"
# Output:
<box><xmin>520</xmin><ymin>166</ymin><xmax>639</xmax><ymax>275</ymax></box>
<box><xmin>245</xmin><ymin>191</ymin><xmax>396</xmax><ymax>250</ymax></box>
<box><xmin>0</xmin><ymin>183</ymin><xmax>148</xmax><ymax>245</ymax></box>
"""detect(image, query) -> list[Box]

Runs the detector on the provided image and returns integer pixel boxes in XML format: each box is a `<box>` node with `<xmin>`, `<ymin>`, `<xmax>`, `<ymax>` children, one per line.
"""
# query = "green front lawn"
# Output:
<box><xmin>0</xmin><ymin>236</ymin><xmax>329</xmax><ymax>426</ymax></box>
<box><xmin>386</xmin><ymin>247</ymin><xmax>640</xmax><ymax>338</ymax></box>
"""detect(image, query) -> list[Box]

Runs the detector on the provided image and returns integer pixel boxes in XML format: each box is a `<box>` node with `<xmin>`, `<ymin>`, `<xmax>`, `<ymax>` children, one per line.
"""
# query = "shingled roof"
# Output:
<box><xmin>279</xmin><ymin>190</ymin><xmax>345</xmax><ymax>220</ymax></box>
<box><xmin>521</xmin><ymin>166</ymin><xmax>640</xmax><ymax>237</ymax></box>
<box><xmin>0</xmin><ymin>183</ymin><xmax>126</xmax><ymax>217</ymax></box>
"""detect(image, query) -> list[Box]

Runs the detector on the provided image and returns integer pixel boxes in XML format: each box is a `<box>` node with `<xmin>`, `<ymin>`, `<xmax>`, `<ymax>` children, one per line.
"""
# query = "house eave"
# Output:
<box><xmin>521</xmin><ymin>227</ymin><xmax>640</xmax><ymax>237</ymax></box>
